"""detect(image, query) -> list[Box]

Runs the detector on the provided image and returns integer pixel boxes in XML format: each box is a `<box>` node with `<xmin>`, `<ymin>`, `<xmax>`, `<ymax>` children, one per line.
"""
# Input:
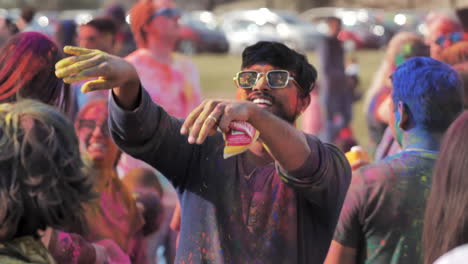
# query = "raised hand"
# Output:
<box><xmin>55</xmin><ymin>46</ymin><xmax>139</xmax><ymax>93</ymax></box>
<box><xmin>180</xmin><ymin>99</ymin><xmax>255</xmax><ymax>144</ymax></box>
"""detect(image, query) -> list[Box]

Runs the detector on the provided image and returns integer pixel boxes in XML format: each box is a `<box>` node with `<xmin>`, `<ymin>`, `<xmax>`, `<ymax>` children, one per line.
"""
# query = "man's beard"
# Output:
<box><xmin>273</xmin><ymin>109</ymin><xmax>297</xmax><ymax>124</ymax></box>
<box><xmin>247</xmin><ymin>91</ymin><xmax>298</xmax><ymax>124</ymax></box>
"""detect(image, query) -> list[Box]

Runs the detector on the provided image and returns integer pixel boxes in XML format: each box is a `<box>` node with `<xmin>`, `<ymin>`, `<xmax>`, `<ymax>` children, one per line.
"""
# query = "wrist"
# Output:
<box><xmin>247</xmin><ymin>103</ymin><xmax>263</xmax><ymax>125</ymax></box>
<box><xmin>123</xmin><ymin>65</ymin><xmax>140</xmax><ymax>89</ymax></box>
<box><xmin>112</xmin><ymin>81</ymin><xmax>141</xmax><ymax>111</ymax></box>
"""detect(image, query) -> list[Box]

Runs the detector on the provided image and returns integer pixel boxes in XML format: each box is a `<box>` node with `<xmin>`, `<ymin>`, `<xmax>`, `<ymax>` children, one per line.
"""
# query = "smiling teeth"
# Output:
<box><xmin>253</xmin><ymin>98</ymin><xmax>272</xmax><ymax>105</ymax></box>
<box><xmin>90</xmin><ymin>143</ymin><xmax>105</xmax><ymax>149</ymax></box>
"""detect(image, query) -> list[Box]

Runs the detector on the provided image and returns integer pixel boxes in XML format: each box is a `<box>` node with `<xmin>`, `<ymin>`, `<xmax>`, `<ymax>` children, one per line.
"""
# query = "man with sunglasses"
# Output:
<box><xmin>55</xmin><ymin>41</ymin><xmax>352</xmax><ymax>264</ymax></box>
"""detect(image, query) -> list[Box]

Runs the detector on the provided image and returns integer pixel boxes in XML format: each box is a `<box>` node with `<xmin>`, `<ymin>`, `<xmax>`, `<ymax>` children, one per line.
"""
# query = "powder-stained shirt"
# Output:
<box><xmin>109</xmin><ymin>88</ymin><xmax>352</xmax><ymax>263</ymax></box>
<box><xmin>83</xmin><ymin>170</ymin><xmax>145</xmax><ymax>263</ymax></box>
<box><xmin>333</xmin><ymin>149</ymin><xmax>438</xmax><ymax>264</ymax></box>
<box><xmin>125</xmin><ymin>49</ymin><xmax>201</xmax><ymax>119</ymax></box>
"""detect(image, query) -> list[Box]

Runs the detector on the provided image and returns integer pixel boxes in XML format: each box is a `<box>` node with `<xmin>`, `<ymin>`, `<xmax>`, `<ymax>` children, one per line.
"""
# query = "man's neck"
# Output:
<box><xmin>146</xmin><ymin>38</ymin><xmax>174</xmax><ymax>65</ymax></box>
<box><xmin>401</xmin><ymin>127</ymin><xmax>442</xmax><ymax>152</ymax></box>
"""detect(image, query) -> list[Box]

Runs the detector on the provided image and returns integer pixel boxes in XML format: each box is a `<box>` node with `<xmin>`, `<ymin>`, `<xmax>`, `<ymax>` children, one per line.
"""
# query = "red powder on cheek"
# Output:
<box><xmin>82</xmin><ymin>104</ymin><xmax>108</xmax><ymax>121</ymax></box>
<box><xmin>236</xmin><ymin>89</ymin><xmax>248</xmax><ymax>100</ymax></box>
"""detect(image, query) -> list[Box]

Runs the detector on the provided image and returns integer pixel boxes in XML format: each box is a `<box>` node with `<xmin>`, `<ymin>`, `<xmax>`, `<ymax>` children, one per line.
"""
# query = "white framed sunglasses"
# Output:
<box><xmin>233</xmin><ymin>70</ymin><xmax>300</xmax><ymax>89</ymax></box>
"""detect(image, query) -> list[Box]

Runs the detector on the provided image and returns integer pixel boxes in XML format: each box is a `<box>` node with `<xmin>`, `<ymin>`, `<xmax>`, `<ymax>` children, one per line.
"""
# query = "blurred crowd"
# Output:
<box><xmin>0</xmin><ymin>0</ymin><xmax>468</xmax><ymax>264</ymax></box>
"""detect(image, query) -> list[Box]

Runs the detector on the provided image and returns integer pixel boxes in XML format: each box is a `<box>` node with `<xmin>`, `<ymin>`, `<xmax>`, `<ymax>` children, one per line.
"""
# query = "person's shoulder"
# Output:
<box><xmin>355</xmin><ymin>150</ymin><xmax>434</xmax><ymax>186</ymax></box>
<box><xmin>353</xmin><ymin>157</ymin><xmax>396</xmax><ymax>185</ymax></box>
<box><xmin>382</xmin><ymin>150</ymin><xmax>438</xmax><ymax>172</ymax></box>
<box><xmin>125</xmin><ymin>49</ymin><xmax>149</xmax><ymax>63</ymax></box>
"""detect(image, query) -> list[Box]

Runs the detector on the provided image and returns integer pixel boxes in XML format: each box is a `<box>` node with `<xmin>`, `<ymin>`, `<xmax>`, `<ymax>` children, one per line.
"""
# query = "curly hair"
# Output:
<box><xmin>0</xmin><ymin>32</ymin><xmax>70</xmax><ymax>114</ymax></box>
<box><xmin>0</xmin><ymin>100</ymin><xmax>94</xmax><ymax>242</ymax></box>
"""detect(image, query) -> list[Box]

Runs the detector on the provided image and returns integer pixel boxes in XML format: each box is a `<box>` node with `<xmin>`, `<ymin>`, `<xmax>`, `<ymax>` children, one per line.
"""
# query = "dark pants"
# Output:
<box><xmin>319</xmin><ymin>77</ymin><xmax>352</xmax><ymax>143</ymax></box>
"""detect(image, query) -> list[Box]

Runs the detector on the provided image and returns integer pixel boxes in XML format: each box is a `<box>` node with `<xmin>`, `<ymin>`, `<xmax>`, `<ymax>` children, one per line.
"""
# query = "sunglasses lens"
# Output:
<box><xmin>267</xmin><ymin>71</ymin><xmax>289</xmax><ymax>88</ymax></box>
<box><xmin>451</xmin><ymin>32</ymin><xmax>462</xmax><ymax>42</ymax></box>
<box><xmin>238</xmin><ymin>72</ymin><xmax>258</xmax><ymax>88</ymax></box>
<box><xmin>172</xmin><ymin>9</ymin><xmax>181</xmax><ymax>17</ymax></box>
<box><xmin>435</xmin><ymin>36</ymin><xmax>446</xmax><ymax>46</ymax></box>
<box><xmin>149</xmin><ymin>8</ymin><xmax>181</xmax><ymax>22</ymax></box>
<box><xmin>164</xmin><ymin>8</ymin><xmax>181</xmax><ymax>18</ymax></box>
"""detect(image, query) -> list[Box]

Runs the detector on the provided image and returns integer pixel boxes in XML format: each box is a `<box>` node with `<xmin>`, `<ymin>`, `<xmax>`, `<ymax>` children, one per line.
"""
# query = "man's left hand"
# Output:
<box><xmin>55</xmin><ymin>46</ymin><xmax>139</xmax><ymax>93</ymax></box>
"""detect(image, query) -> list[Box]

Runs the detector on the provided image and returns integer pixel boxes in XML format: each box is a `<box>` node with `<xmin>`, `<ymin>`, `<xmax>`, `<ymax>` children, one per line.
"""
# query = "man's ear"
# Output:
<box><xmin>397</xmin><ymin>101</ymin><xmax>410</xmax><ymax>130</ymax></box>
<box><xmin>142</xmin><ymin>23</ymin><xmax>150</xmax><ymax>35</ymax></box>
<box><xmin>299</xmin><ymin>94</ymin><xmax>311</xmax><ymax>113</ymax></box>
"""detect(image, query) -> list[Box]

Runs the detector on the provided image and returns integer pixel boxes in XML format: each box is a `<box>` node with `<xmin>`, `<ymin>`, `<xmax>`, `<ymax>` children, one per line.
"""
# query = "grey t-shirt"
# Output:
<box><xmin>109</xmin><ymin>87</ymin><xmax>351</xmax><ymax>263</ymax></box>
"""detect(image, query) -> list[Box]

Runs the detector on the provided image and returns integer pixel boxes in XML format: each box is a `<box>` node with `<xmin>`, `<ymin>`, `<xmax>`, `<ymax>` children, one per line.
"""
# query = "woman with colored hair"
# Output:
<box><xmin>74</xmin><ymin>99</ymin><xmax>146</xmax><ymax>263</ymax></box>
<box><xmin>423</xmin><ymin>111</ymin><xmax>468</xmax><ymax>264</ymax></box>
<box><xmin>0</xmin><ymin>100</ymin><xmax>94</xmax><ymax>263</ymax></box>
<box><xmin>0</xmin><ymin>31</ymin><xmax>70</xmax><ymax>114</ymax></box>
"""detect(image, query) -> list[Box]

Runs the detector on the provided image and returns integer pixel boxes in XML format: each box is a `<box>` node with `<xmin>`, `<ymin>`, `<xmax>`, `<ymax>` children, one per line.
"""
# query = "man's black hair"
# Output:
<box><xmin>241</xmin><ymin>41</ymin><xmax>317</xmax><ymax>98</ymax></box>
<box><xmin>85</xmin><ymin>17</ymin><xmax>118</xmax><ymax>37</ymax></box>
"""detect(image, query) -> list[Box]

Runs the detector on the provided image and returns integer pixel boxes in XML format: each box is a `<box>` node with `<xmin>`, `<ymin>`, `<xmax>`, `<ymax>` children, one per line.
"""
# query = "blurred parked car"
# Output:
<box><xmin>271</xmin><ymin>9</ymin><xmax>322</xmax><ymax>51</ymax></box>
<box><xmin>177</xmin><ymin>11</ymin><xmax>229</xmax><ymax>54</ymax></box>
<box><xmin>220</xmin><ymin>8</ymin><xmax>319</xmax><ymax>54</ymax></box>
<box><xmin>220</xmin><ymin>10</ymin><xmax>281</xmax><ymax>54</ymax></box>
<box><xmin>301</xmin><ymin>7</ymin><xmax>392</xmax><ymax>50</ymax></box>
<box><xmin>382</xmin><ymin>9</ymin><xmax>430</xmax><ymax>37</ymax></box>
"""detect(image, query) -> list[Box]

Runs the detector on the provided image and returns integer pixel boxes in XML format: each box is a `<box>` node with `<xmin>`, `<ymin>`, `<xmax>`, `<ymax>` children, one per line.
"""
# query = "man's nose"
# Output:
<box><xmin>252</xmin><ymin>74</ymin><xmax>271</xmax><ymax>92</ymax></box>
<box><xmin>92</xmin><ymin>125</ymin><xmax>106</xmax><ymax>137</ymax></box>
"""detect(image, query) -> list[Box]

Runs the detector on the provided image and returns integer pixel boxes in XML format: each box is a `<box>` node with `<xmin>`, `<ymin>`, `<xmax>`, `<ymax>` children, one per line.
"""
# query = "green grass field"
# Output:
<box><xmin>190</xmin><ymin>50</ymin><xmax>385</xmax><ymax>148</ymax></box>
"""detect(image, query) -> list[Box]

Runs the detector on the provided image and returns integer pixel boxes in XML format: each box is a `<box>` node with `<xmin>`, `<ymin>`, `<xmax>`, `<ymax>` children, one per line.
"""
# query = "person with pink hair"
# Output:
<box><xmin>424</xmin><ymin>12</ymin><xmax>462</xmax><ymax>59</ymax></box>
